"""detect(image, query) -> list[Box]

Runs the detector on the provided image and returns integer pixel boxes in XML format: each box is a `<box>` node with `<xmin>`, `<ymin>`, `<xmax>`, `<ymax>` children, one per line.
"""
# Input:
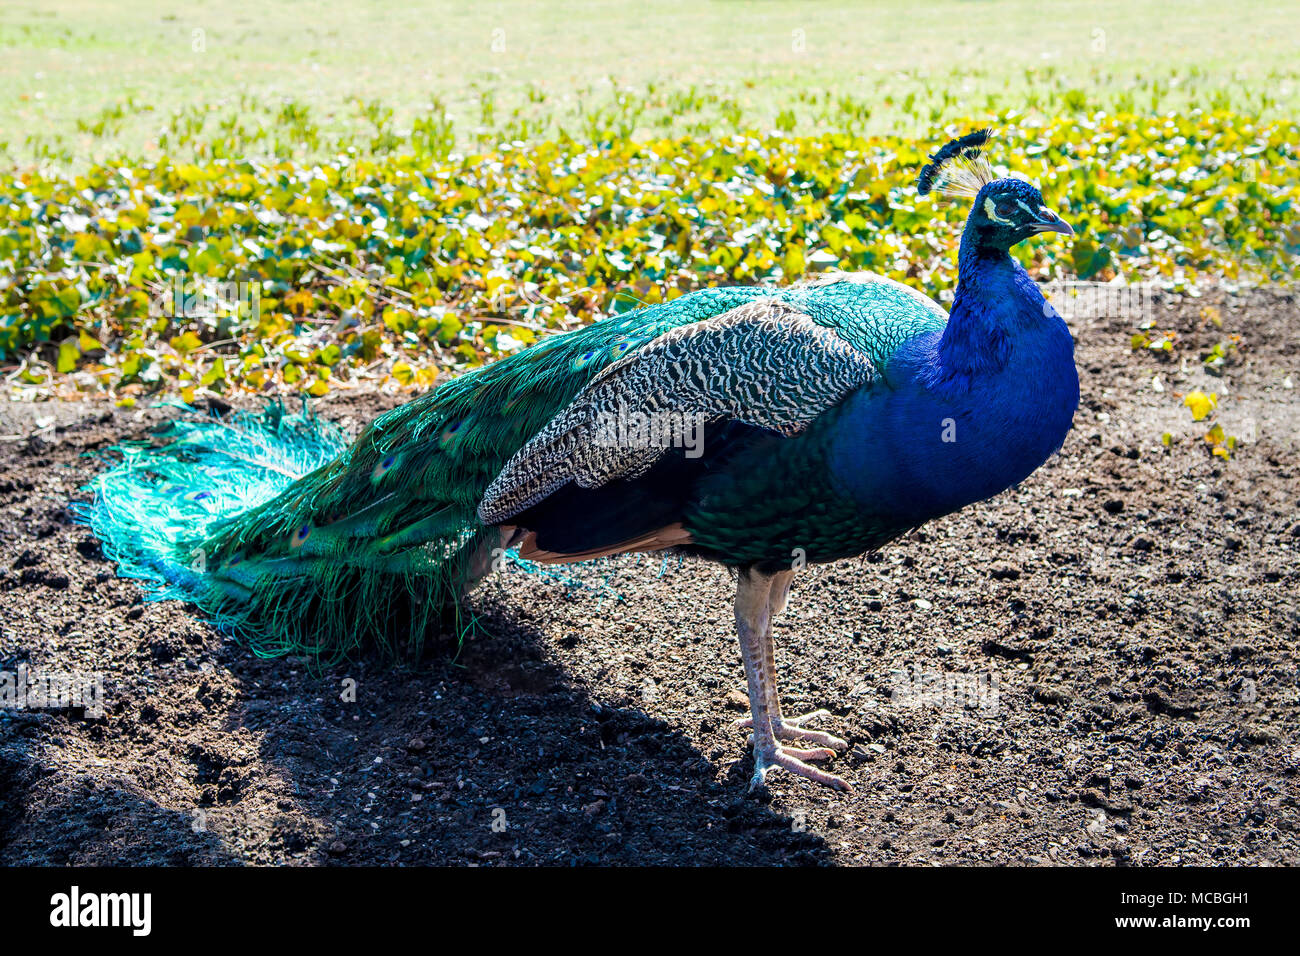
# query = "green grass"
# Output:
<box><xmin>3</xmin><ymin>0</ymin><xmax>1298</xmax><ymax>167</ymax></box>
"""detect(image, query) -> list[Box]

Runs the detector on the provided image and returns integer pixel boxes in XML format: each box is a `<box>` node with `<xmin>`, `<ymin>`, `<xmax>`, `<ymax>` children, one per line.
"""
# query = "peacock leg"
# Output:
<box><xmin>735</xmin><ymin>569</ymin><xmax>851</xmax><ymax>793</ymax></box>
<box><xmin>737</xmin><ymin>571</ymin><xmax>850</xmax><ymax>753</ymax></box>
<box><xmin>460</xmin><ymin>527</ymin><xmax>525</xmax><ymax>596</ymax></box>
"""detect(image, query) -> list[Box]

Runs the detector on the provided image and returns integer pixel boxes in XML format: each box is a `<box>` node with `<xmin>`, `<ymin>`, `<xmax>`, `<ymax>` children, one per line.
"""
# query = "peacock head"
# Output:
<box><xmin>917</xmin><ymin>129</ymin><xmax>1074</xmax><ymax>253</ymax></box>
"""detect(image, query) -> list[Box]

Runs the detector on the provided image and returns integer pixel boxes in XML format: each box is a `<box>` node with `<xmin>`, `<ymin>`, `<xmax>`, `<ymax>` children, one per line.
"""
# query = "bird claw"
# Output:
<box><xmin>749</xmin><ymin>743</ymin><xmax>853</xmax><ymax>793</ymax></box>
<box><xmin>736</xmin><ymin>708</ymin><xmax>849</xmax><ymax>752</ymax></box>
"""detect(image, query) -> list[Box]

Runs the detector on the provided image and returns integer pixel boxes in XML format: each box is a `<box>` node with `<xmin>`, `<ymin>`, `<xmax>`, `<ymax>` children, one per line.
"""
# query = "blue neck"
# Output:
<box><xmin>935</xmin><ymin>228</ymin><xmax>1022</xmax><ymax>385</ymax></box>
<box><xmin>956</xmin><ymin>222</ymin><xmax>1013</xmax><ymax>275</ymax></box>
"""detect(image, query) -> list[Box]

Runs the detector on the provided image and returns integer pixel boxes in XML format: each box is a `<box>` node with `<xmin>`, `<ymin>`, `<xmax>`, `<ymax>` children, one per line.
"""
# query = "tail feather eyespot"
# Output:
<box><xmin>371</xmin><ymin>453</ymin><xmax>399</xmax><ymax>483</ymax></box>
<box><xmin>439</xmin><ymin>419</ymin><xmax>464</xmax><ymax>447</ymax></box>
<box><xmin>289</xmin><ymin>524</ymin><xmax>312</xmax><ymax>550</ymax></box>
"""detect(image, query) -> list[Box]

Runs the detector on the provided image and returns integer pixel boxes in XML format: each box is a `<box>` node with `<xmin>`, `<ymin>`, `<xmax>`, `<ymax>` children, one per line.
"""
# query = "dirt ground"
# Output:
<box><xmin>1</xmin><ymin>288</ymin><xmax>1296</xmax><ymax>866</ymax></box>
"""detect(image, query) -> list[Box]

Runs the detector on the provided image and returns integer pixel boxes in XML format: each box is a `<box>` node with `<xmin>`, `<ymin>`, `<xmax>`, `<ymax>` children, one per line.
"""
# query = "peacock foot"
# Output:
<box><xmin>750</xmin><ymin>741</ymin><xmax>852</xmax><ymax>793</ymax></box>
<box><xmin>737</xmin><ymin>709</ymin><xmax>850</xmax><ymax>752</ymax></box>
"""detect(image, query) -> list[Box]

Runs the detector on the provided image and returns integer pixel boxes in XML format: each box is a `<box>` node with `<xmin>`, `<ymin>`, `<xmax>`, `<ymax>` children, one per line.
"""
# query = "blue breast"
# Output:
<box><xmin>827</xmin><ymin>266</ymin><xmax>1079</xmax><ymax>526</ymax></box>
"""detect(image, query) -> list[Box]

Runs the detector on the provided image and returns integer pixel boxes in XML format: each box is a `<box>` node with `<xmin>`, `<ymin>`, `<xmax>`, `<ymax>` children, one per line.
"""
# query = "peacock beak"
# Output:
<box><xmin>1030</xmin><ymin>206</ymin><xmax>1074</xmax><ymax>237</ymax></box>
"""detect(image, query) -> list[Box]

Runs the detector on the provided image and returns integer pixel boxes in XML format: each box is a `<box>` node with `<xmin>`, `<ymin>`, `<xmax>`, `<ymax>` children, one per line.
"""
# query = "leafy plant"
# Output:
<box><xmin>1</xmin><ymin>110</ymin><xmax>1295</xmax><ymax>407</ymax></box>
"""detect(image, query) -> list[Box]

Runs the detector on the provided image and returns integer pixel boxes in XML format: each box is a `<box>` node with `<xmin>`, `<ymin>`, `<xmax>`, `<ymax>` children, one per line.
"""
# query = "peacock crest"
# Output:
<box><xmin>916</xmin><ymin>128</ymin><xmax>997</xmax><ymax>200</ymax></box>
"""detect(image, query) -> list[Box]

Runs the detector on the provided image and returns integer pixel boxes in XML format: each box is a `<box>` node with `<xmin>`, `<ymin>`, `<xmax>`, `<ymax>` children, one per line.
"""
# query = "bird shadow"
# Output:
<box><xmin>1</xmin><ymin>561</ymin><xmax>832</xmax><ymax>866</ymax></box>
<box><xmin>217</xmin><ymin>598</ymin><xmax>833</xmax><ymax>866</ymax></box>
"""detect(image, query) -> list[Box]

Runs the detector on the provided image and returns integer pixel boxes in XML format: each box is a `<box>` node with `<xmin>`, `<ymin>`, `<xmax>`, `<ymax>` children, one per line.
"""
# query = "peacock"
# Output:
<box><xmin>82</xmin><ymin>130</ymin><xmax>1079</xmax><ymax>793</ymax></box>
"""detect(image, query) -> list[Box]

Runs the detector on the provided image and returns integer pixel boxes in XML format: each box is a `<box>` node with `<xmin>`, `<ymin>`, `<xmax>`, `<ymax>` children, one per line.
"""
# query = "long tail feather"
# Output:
<box><xmin>76</xmin><ymin>401</ymin><xmax>488</xmax><ymax>663</ymax></box>
<box><xmin>77</xmin><ymin>401</ymin><xmax>347</xmax><ymax>594</ymax></box>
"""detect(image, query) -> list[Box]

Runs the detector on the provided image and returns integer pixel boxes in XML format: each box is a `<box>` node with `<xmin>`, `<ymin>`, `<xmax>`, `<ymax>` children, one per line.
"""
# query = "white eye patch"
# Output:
<box><xmin>985</xmin><ymin>197</ymin><xmax>1044</xmax><ymax>225</ymax></box>
<box><xmin>983</xmin><ymin>197</ymin><xmax>1013</xmax><ymax>225</ymax></box>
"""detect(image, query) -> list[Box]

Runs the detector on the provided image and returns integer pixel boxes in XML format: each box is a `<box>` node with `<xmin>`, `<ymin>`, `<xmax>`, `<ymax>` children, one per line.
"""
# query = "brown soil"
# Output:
<box><xmin>1</xmin><ymin>289</ymin><xmax>1297</xmax><ymax>866</ymax></box>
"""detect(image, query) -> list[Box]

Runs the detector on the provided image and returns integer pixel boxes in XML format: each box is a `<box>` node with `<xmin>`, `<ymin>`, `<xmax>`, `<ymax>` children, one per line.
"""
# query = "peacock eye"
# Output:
<box><xmin>994</xmin><ymin>202</ymin><xmax>1014</xmax><ymax>219</ymax></box>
